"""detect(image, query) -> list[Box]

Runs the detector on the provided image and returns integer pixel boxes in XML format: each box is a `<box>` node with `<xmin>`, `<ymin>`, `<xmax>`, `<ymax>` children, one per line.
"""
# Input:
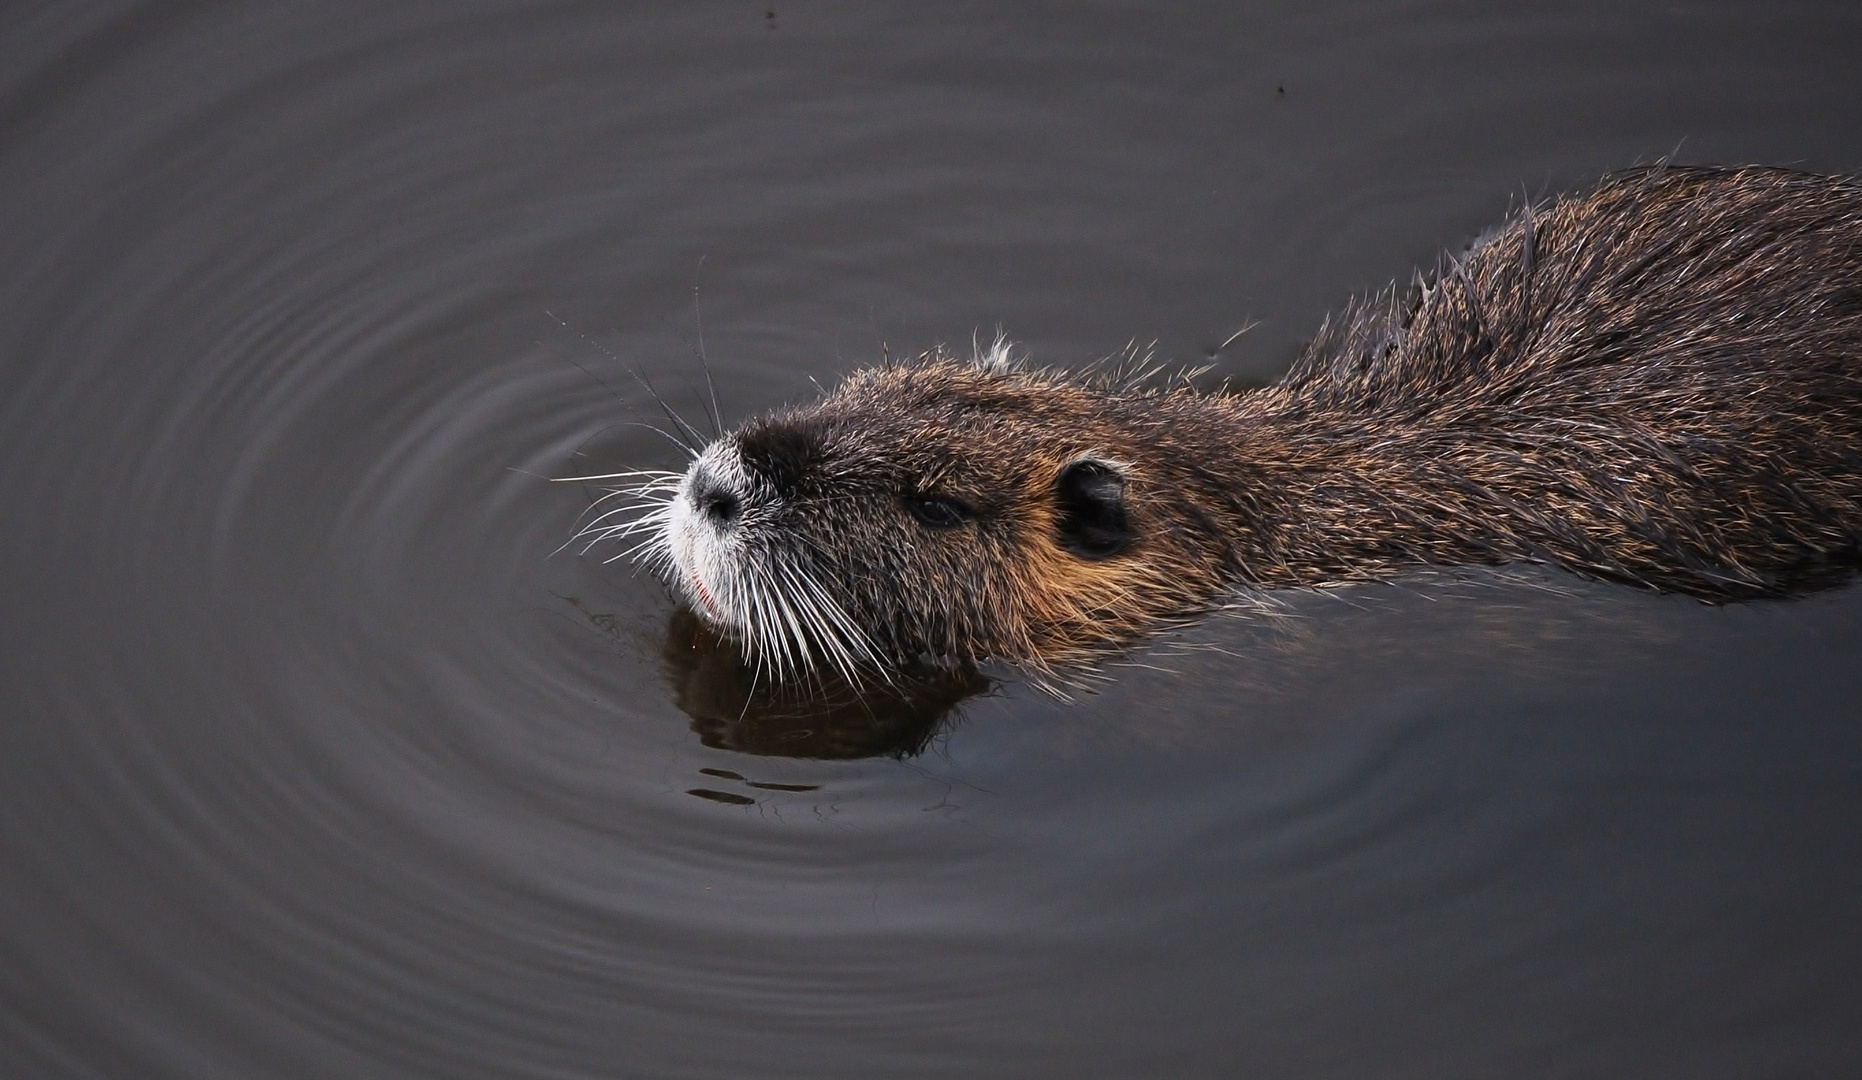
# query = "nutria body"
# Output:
<box><xmin>604</xmin><ymin>165</ymin><xmax>1862</xmax><ymax>672</ymax></box>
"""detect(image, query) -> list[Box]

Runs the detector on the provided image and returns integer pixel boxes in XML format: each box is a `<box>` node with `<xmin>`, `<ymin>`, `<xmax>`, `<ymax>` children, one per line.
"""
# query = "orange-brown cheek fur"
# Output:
<box><xmin>999</xmin><ymin>474</ymin><xmax>1180</xmax><ymax>663</ymax></box>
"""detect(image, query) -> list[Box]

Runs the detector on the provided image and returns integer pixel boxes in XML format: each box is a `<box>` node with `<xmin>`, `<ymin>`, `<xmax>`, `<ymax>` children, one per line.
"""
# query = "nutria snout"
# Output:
<box><xmin>592</xmin><ymin>165</ymin><xmax>1862</xmax><ymax>672</ymax></box>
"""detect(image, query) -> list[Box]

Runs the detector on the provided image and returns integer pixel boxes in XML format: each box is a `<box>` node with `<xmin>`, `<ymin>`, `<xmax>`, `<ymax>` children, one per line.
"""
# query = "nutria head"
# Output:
<box><xmin>648</xmin><ymin>347</ymin><xmax>1233</xmax><ymax>675</ymax></box>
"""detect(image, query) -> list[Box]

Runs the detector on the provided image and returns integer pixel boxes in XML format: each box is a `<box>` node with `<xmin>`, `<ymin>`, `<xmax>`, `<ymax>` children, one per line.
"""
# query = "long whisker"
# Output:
<box><xmin>553</xmin><ymin>468</ymin><xmax>684</xmax><ymax>484</ymax></box>
<box><xmin>629</xmin><ymin>367</ymin><xmax>708</xmax><ymax>452</ymax></box>
<box><xmin>692</xmin><ymin>269</ymin><xmax>724</xmax><ymax>437</ymax></box>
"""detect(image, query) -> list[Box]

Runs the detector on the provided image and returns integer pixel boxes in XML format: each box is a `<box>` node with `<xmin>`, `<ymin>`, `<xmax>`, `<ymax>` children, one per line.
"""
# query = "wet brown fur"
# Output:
<box><xmin>669</xmin><ymin>165</ymin><xmax>1862</xmax><ymax>670</ymax></box>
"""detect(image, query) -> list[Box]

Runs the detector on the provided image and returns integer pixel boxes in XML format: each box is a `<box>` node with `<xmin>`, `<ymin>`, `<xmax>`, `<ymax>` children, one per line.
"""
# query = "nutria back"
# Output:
<box><xmin>1230</xmin><ymin>165</ymin><xmax>1862</xmax><ymax>595</ymax></box>
<box><xmin>603</xmin><ymin>165</ymin><xmax>1862</xmax><ymax>673</ymax></box>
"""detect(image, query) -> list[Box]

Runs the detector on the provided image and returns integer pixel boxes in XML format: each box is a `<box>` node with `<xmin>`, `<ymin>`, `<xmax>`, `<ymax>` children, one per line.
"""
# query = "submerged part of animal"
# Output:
<box><xmin>662</xmin><ymin>609</ymin><xmax>986</xmax><ymax>758</ymax></box>
<box><xmin>592</xmin><ymin>165</ymin><xmax>1862</xmax><ymax>673</ymax></box>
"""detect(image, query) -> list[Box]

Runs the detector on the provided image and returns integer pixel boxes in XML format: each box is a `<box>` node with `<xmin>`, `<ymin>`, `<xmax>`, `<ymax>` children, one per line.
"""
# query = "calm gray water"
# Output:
<box><xmin>4</xmin><ymin>2</ymin><xmax>1861</xmax><ymax>1077</ymax></box>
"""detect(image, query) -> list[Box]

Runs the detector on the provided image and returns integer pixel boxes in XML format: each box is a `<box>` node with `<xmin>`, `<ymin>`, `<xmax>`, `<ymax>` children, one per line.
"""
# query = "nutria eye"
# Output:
<box><xmin>903</xmin><ymin>495</ymin><xmax>971</xmax><ymax>530</ymax></box>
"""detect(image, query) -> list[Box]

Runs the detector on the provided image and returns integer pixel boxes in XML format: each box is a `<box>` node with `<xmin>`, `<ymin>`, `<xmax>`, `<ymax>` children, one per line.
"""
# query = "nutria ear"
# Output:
<box><xmin>1055</xmin><ymin>459</ymin><xmax>1133</xmax><ymax>558</ymax></box>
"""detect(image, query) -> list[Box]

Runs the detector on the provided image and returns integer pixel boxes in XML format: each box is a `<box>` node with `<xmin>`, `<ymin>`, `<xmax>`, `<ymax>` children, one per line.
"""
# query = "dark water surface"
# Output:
<box><xmin>5</xmin><ymin>2</ymin><xmax>1862</xmax><ymax>1077</ymax></box>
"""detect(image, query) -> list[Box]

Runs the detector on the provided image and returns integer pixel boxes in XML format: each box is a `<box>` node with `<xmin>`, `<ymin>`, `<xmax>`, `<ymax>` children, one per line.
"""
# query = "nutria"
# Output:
<box><xmin>589</xmin><ymin>165</ymin><xmax>1862</xmax><ymax>673</ymax></box>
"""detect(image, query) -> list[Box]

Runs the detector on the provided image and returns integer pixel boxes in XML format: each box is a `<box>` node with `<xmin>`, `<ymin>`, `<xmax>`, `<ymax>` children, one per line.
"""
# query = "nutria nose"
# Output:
<box><xmin>692</xmin><ymin>474</ymin><xmax>740</xmax><ymax>526</ymax></box>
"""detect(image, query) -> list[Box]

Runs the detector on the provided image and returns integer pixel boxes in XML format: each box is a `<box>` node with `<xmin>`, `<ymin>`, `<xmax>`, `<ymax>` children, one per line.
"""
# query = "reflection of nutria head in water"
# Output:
<box><xmin>662</xmin><ymin>609</ymin><xmax>988</xmax><ymax>759</ymax></box>
<box><xmin>587</xmin><ymin>166</ymin><xmax>1862</xmax><ymax>674</ymax></box>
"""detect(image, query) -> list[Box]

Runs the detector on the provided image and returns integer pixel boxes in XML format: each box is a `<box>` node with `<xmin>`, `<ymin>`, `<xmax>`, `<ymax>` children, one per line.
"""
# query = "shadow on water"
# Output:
<box><xmin>660</xmin><ymin>608</ymin><xmax>991</xmax><ymax>759</ymax></box>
